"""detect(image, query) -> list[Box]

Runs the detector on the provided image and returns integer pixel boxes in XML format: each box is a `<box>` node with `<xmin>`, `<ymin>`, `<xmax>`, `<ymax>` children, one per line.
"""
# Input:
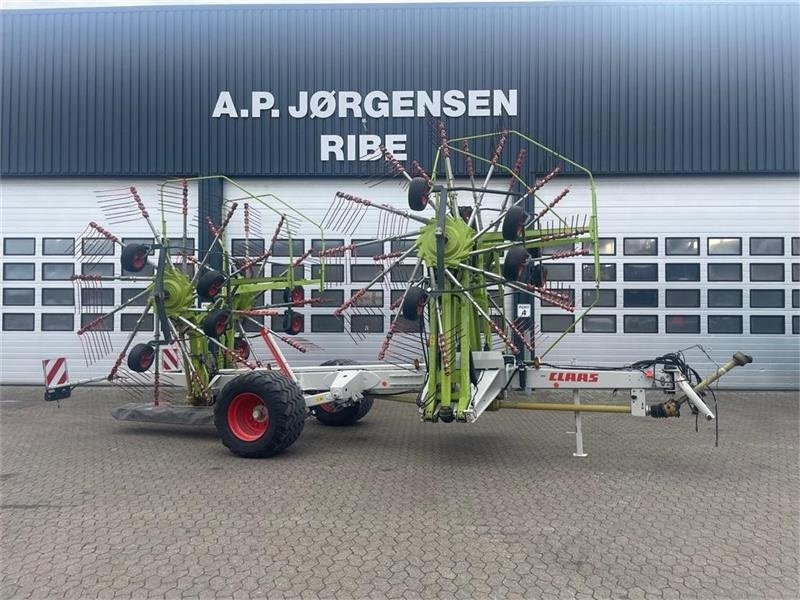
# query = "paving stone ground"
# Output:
<box><xmin>0</xmin><ymin>386</ymin><xmax>798</xmax><ymax>599</ymax></box>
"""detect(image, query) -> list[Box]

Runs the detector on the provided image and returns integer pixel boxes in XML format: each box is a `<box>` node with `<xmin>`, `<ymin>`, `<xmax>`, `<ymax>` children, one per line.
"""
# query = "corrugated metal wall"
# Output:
<box><xmin>1</xmin><ymin>2</ymin><xmax>798</xmax><ymax>177</ymax></box>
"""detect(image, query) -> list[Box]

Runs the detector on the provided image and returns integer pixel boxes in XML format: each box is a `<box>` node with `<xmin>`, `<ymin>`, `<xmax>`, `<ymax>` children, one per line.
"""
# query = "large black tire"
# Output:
<box><xmin>401</xmin><ymin>286</ymin><xmax>428</xmax><ymax>321</ymax></box>
<box><xmin>502</xmin><ymin>246</ymin><xmax>529</xmax><ymax>281</ymax></box>
<box><xmin>214</xmin><ymin>371</ymin><xmax>306</xmax><ymax>458</ymax></box>
<box><xmin>312</xmin><ymin>359</ymin><xmax>374</xmax><ymax>426</ymax></box>
<box><xmin>408</xmin><ymin>177</ymin><xmax>430</xmax><ymax>211</ymax></box>
<box><xmin>202</xmin><ymin>309</ymin><xmax>230</xmax><ymax>337</ymax></box>
<box><xmin>197</xmin><ymin>270</ymin><xmax>226</xmax><ymax>302</ymax></box>
<box><xmin>127</xmin><ymin>343</ymin><xmax>155</xmax><ymax>372</ymax></box>
<box><xmin>120</xmin><ymin>243</ymin><xmax>149</xmax><ymax>273</ymax></box>
<box><xmin>282</xmin><ymin>308</ymin><xmax>304</xmax><ymax>335</ymax></box>
<box><xmin>502</xmin><ymin>206</ymin><xmax>528</xmax><ymax>241</ymax></box>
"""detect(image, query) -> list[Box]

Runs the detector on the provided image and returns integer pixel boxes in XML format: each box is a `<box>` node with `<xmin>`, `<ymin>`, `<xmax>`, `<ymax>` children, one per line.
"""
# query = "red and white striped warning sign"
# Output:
<box><xmin>162</xmin><ymin>345</ymin><xmax>181</xmax><ymax>371</ymax></box>
<box><xmin>42</xmin><ymin>357</ymin><xmax>68</xmax><ymax>388</ymax></box>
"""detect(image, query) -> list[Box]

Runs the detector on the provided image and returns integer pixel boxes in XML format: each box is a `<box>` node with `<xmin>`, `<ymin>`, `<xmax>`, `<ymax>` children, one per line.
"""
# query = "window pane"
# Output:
<box><xmin>666</xmin><ymin>238</ymin><xmax>699</xmax><ymax>255</ymax></box>
<box><xmin>665</xmin><ymin>289</ymin><xmax>700</xmax><ymax>307</ymax></box>
<box><xmin>541</xmin><ymin>289</ymin><xmax>574</xmax><ymax>308</ymax></box>
<box><xmin>42</xmin><ymin>313</ymin><xmax>74</xmax><ymax>331</ymax></box>
<box><xmin>792</xmin><ymin>237</ymin><xmax>799</xmax><ymax>256</ymax></box>
<box><xmin>708</xmin><ymin>289</ymin><xmax>742</xmax><ymax>308</ymax></box>
<box><xmin>623</xmin><ymin>315</ymin><xmax>658</xmax><ymax>333</ymax></box>
<box><xmin>311</xmin><ymin>315</ymin><xmax>344</xmax><ymax>333</ymax></box>
<box><xmin>43</xmin><ymin>238</ymin><xmax>74</xmax><ymax>255</ymax></box>
<box><xmin>623</xmin><ymin>238</ymin><xmax>657</xmax><ymax>255</ymax></box>
<box><xmin>3</xmin><ymin>288</ymin><xmax>35</xmax><ymax>306</ymax></box>
<box><xmin>581</xmin><ymin>263</ymin><xmax>616</xmax><ymax>282</ymax></box>
<box><xmin>542</xmin><ymin>243</ymin><xmax>574</xmax><ymax>256</ymax></box>
<box><xmin>624</xmin><ymin>289</ymin><xmax>658</xmax><ymax>307</ymax></box>
<box><xmin>82</xmin><ymin>238</ymin><xmax>115</xmax><ymax>256</ymax></box>
<box><xmin>243</xmin><ymin>315</ymin><xmax>264</xmax><ymax>332</ymax></box>
<box><xmin>708</xmin><ymin>263</ymin><xmax>742</xmax><ymax>282</ymax></box>
<box><xmin>544</xmin><ymin>263</ymin><xmax>574</xmax><ymax>281</ymax></box>
<box><xmin>312</xmin><ymin>264</ymin><xmax>344</xmax><ymax>282</ymax></box>
<box><xmin>3</xmin><ymin>238</ymin><xmax>35</xmax><ymax>255</ymax></box>
<box><xmin>82</xmin><ymin>262</ymin><xmax>114</xmax><ymax>277</ymax></box>
<box><xmin>231</xmin><ymin>238</ymin><xmax>265</xmax><ymax>256</ymax></box>
<box><xmin>793</xmin><ymin>264</ymin><xmax>799</xmax><ymax>282</ymax></box>
<box><xmin>121</xmin><ymin>288</ymin><xmax>149</xmax><ymax>306</ymax></box>
<box><xmin>169</xmin><ymin>238</ymin><xmax>195</xmax><ymax>256</ymax></box>
<box><xmin>582</xmin><ymin>315</ymin><xmax>616</xmax><ymax>333</ymax></box>
<box><xmin>311</xmin><ymin>289</ymin><xmax>344</xmax><ymax>307</ymax></box>
<box><xmin>391</xmin><ymin>264</ymin><xmax>416</xmax><ymax>283</ymax></box>
<box><xmin>3</xmin><ymin>263</ymin><xmax>35</xmax><ymax>280</ymax></box>
<box><xmin>42</xmin><ymin>263</ymin><xmax>74</xmax><ymax>280</ymax></box>
<box><xmin>794</xmin><ymin>316</ymin><xmax>799</xmax><ymax>335</ymax></box>
<box><xmin>391</xmin><ymin>239</ymin><xmax>417</xmax><ymax>255</ymax></box>
<box><xmin>311</xmin><ymin>239</ymin><xmax>344</xmax><ymax>253</ymax></box>
<box><xmin>271</xmin><ymin>264</ymin><xmax>304</xmax><ymax>280</ymax></box>
<box><xmin>623</xmin><ymin>264</ymin><xmax>658</xmax><ymax>281</ymax></box>
<box><xmin>665</xmin><ymin>315</ymin><xmax>700</xmax><ymax>334</ymax></box>
<box><xmin>351</xmin><ymin>264</ymin><xmax>383</xmax><ymax>282</ymax></box>
<box><xmin>708</xmin><ymin>315</ymin><xmax>742</xmax><ymax>334</ymax></box>
<box><xmin>2</xmin><ymin>313</ymin><xmax>34</xmax><ymax>331</ymax></box>
<box><xmin>750</xmin><ymin>289</ymin><xmax>784</xmax><ymax>308</ymax></box>
<box><xmin>750</xmin><ymin>263</ymin><xmax>783</xmax><ymax>282</ymax></box>
<box><xmin>540</xmin><ymin>314</ymin><xmax>575</xmax><ymax>333</ymax></box>
<box><xmin>583</xmin><ymin>238</ymin><xmax>616</xmax><ymax>256</ymax></box>
<box><xmin>708</xmin><ymin>238</ymin><xmax>741</xmax><ymax>255</ymax></box>
<box><xmin>272</xmin><ymin>239</ymin><xmax>304</xmax><ymax>257</ymax></box>
<box><xmin>750</xmin><ymin>316</ymin><xmax>784</xmax><ymax>334</ymax></box>
<box><xmin>42</xmin><ymin>288</ymin><xmax>74</xmax><ymax>306</ymax></box>
<box><xmin>352</xmin><ymin>239</ymin><xmax>384</xmax><ymax>257</ymax></box>
<box><xmin>749</xmin><ymin>237</ymin><xmax>783</xmax><ymax>255</ymax></box>
<box><xmin>81</xmin><ymin>288</ymin><xmax>114</xmax><ymax>306</ymax></box>
<box><xmin>351</xmin><ymin>314</ymin><xmax>384</xmax><ymax>333</ymax></box>
<box><xmin>665</xmin><ymin>263</ymin><xmax>700</xmax><ymax>282</ymax></box>
<box><xmin>80</xmin><ymin>313</ymin><xmax>114</xmax><ymax>331</ymax></box>
<box><xmin>582</xmin><ymin>289</ymin><xmax>615</xmax><ymax>307</ymax></box>
<box><xmin>121</xmin><ymin>313</ymin><xmax>154</xmax><ymax>331</ymax></box>
<box><xmin>793</xmin><ymin>289</ymin><xmax>799</xmax><ymax>308</ymax></box>
<box><xmin>352</xmin><ymin>289</ymin><xmax>383</xmax><ymax>308</ymax></box>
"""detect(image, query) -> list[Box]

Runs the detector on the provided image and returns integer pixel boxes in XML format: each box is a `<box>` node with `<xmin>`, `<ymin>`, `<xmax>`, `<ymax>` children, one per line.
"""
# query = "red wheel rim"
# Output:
<box><xmin>291</xmin><ymin>287</ymin><xmax>304</xmax><ymax>304</ymax></box>
<box><xmin>139</xmin><ymin>348</ymin><xmax>154</xmax><ymax>370</ymax></box>
<box><xmin>290</xmin><ymin>315</ymin><xmax>303</xmax><ymax>333</ymax></box>
<box><xmin>317</xmin><ymin>402</ymin><xmax>342</xmax><ymax>414</ymax></box>
<box><xmin>214</xmin><ymin>314</ymin><xmax>228</xmax><ymax>335</ymax></box>
<box><xmin>416</xmin><ymin>295</ymin><xmax>427</xmax><ymax>317</ymax></box>
<box><xmin>235</xmin><ymin>340</ymin><xmax>250</xmax><ymax>361</ymax></box>
<box><xmin>133</xmin><ymin>251</ymin><xmax>147</xmax><ymax>270</ymax></box>
<box><xmin>227</xmin><ymin>392</ymin><xmax>269</xmax><ymax>442</ymax></box>
<box><xmin>208</xmin><ymin>280</ymin><xmax>222</xmax><ymax>298</ymax></box>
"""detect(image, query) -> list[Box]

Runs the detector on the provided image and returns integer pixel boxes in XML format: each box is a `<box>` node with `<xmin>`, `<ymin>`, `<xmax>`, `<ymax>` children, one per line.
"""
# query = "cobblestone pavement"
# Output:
<box><xmin>1</xmin><ymin>386</ymin><xmax>798</xmax><ymax>599</ymax></box>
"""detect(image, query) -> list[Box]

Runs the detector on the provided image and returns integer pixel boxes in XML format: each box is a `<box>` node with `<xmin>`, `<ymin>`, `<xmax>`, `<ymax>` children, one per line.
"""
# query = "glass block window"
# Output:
<box><xmin>582</xmin><ymin>289</ymin><xmax>616</xmax><ymax>307</ymax></box>
<box><xmin>666</xmin><ymin>238</ymin><xmax>699</xmax><ymax>255</ymax></box>
<box><xmin>80</xmin><ymin>313</ymin><xmax>113</xmax><ymax>331</ymax></box>
<box><xmin>3</xmin><ymin>238</ymin><xmax>35</xmax><ymax>255</ymax></box>
<box><xmin>41</xmin><ymin>313</ymin><xmax>74</xmax><ymax>331</ymax></box>
<box><xmin>122</xmin><ymin>238</ymin><xmax>155</xmax><ymax>254</ymax></box>
<box><xmin>121</xmin><ymin>313</ymin><xmax>155</xmax><ymax>331</ymax></box>
<box><xmin>623</xmin><ymin>238</ymin><xmax>657</xmax><ymax>255</ymax></box>
<box><xmin>3</xmin><ymin>313</ymin><xmax>34</xmax><ymax>331</ymax></box>
<box><xmin>792</xmin><ymin>289</ymin><xmax>799</xmax><ymax>309</ymax></box>
<box><xmin>3</xmin><ymin>263</ymin><xmax>35</xmax><ymax>280</ymax></box>
<box><xmin>665</xmin><ymin>289</ymin><xmax>700</xmax><ymax>308</ymax></box>
<box><xmin>351</xmin><ymin>314</ymin><xmax>384</xmax><ymax>333</ymax></box>
<box><xmin>3</xmin><ymin>288</ymin><xmax>35</xmax><ymax>306</ymax></box>
<box><xmin>541</xmin><ymin>289</ymin><xmax>575</xmax><ymax>308</ymax></box>
<box><xmin>391</xmin><ymin>239</ymin><xmax>417</xmax><ymax>254</ymax></box>
<box><xmin>540</xmin><ymin>314</ymin><xmax>575</xmax><ymax>333</ymax></box>
<box><xmin>81</xmin><ymin>288</ymin><xmax>114</xmax><ymax>306</ymax></box>
<box><xmin>82</xmin><ymin>263</ymin><xmax>114</xmax><ymax>277</ymax></box>
<box><xmin>271</xmin><ymin>264</ymin><xmax>304</xmax><ymax>280</ymax></box>
<box><xmin>121</xmin><ymin>288</ymin><xmax>149</xmax><ymax>306</ymax></box>
<box><xmin>352</xmin><ymin>289</ymin><xmax>383</xmax><ymax>308</ymax></box>
<box><xmin>749</xmin><ymin>237</ymin><xmax>784</xmax><ymax>255</ymax></box>
<box><xmin>792</xmin><ymin>237</ymin><xmax>799</xmax><ymax>256</ymax></box>
<box><xmin>272</xmin><ymin>239</ymin><xmax>304</xmax><ymax>257</ymax></box>
<box><xmin>231</xmin><ymin>238</ymin><xmax>265</xmax><ymax>256</ymax></box>
<box><xmin>311</xmin><ymin>289</ymin><xmax>344</xmax><ymax>307</ymax></box>
<box><xmin>351</xmin><ymin>264</ymin><xmax>383</xmax><ymax>283</ymax></box>
<box><xmin>311</xmin><ymin>239</ymin><xmax>344</xmax><ymax>253</ymax></box>
<box><xmin>311</xmin><ymin>315</ymin><xmax>344</xmax><ymax>333</ymax></box>
<box><xmin>391</xmin><ymin>265</ymin><xmax>416</xmax><ymax>283</ymax></box>
<box><xmin>352</xmin><ymin>239</ymin><xmax>384</xmax><ymax>257</ymax></box>
<box><xmin>624</xmin><ymin>289</ymin><xmax>658</xmax><ymax>307</ymax></box>
<box><xmin>708</xmin><ymin>237</ymin><xmax>742</xmax><ymax>255</ymax></box>
<box><xmin>623</xmin><ymin>315</ymin><xmax>658</xmax><ymax>333</ymax></box>
<box><xmin>707</xmin><ymin>263</ymin><xmax>742</xmax><ymax>282</ymax></box>
<box><xmin>583</xmin><ymin>238</ymin><xmax>616</xmax><ymax>256</ymax></box>
<box><xmin>544</xmin><ymin>263</ymin><xmax>574</xmax><ymax>281</ymax></box>
<box><xmin>43</xmin><ymin>238</ymin><xmax>74</xmax><ymax>255</ymax></box>
<box><xmin>542</xmin><ymin>243</ymin><xmax>574</xmax><ymax>256</ymax></box>
<box><xmin>623</xmin><ymin>264</ymin><xmax>658</xmax><ymax>281</ymax></box>
<box><xmin>581</xmin><ymin>263</ymin><xmax>616</xmax><ymax>282</ymax></box>
<box><xmin>665</xmin><ymin>263</ymin><xmax>700</xmax><ymax>281</ymax></box>
<box><xmin>82</xmin><ymin>238</ymin><xmax>115</xmax><ymax>256</ymax></box>
<box><xmin>582</xmin><ymin>315</ymin><xmax>616</xmax><ymax>333</ymax></box>
<box><xmin>312</xmin><ymin>264</ymin><xmax>344</xmax><ymax>282</ymax></box>
<box><xmin>665</xmin><ymin>315</ymin><xmax>700</xmax><ymax>334</ymax></box>
<box><xmin>42</xmin><ymin>288</ymin><xmax>74</xmax><ymax>306</ymax></box>
<box><xmin>42</xmin><ymin>263</ymin><xmax>74</xmax><ymax>280</ymax></box>
<box><xmin>708</xmin><ymin>315</ymin><xmax>743</xmax><ymax>334</ymax></box>
<box><xmin>708</xmin><ymin>289</ymin><xmax>742</xmax><ymax>308</ymax></box>
<box><xmin>750</xmin><ymin>263</ymin><xmax>784</xmax><ymax>282</ymax></box>
<box><xmin>750</xmin><ymin>289</ymin><xmax>784</xmax><ymax>308</ymax></box>
<box><xmin>750</xmin><ymin>316</ymin><xmax>785</xmax><ymax>334</ymax></box>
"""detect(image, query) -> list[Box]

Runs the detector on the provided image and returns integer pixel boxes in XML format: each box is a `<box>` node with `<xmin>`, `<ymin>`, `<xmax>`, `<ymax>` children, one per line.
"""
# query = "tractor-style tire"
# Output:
<box><xmin>197</xmin><ymin>270</ymin><xmax>226</xmax><ymax>302</ymax></box>
<box><xmin>202</xmin><ymin>309</ymin><xmax>230</xmax><ymax>337</ymax></box>
<box><xmin>312</xmin><ymin>359</ymin><xmax>374</xmax><ymax>426</ymax></box>
<box><xmin>401</xmin><ymin>286</ymin><xmax>428</xmax><ymax>321</ymax></box>
<box><xmin>502</xmin><ymin>206</ymin><xmax>528</xmax><ymax>241</ymax></box>
<box><xmin>127</xmin><ymin>343</ymin><xmax>155</xmax><ymax>372</ymax></box>
<box><xmin>214</xmin><ymin>371</ymin><xmax>306</xmax><ymax>458</ymax></box>
<box><xmin>408</xmin><ymin>177</ymin><xmax>430</xmax><ymax>211</ymax></box>
<box><xmin>120</xmin><ymin>244</ymin><xmax>149</xmax><ymax>273</ymax></box>
<box><xmin>502</xmin><ymin>246</ymin><xmax>529</xmax><ymax>281</ymax></box>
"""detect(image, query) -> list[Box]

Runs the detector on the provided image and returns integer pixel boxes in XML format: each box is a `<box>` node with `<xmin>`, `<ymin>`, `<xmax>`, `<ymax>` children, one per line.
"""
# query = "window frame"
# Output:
<box><xmin>42</xmin><ymin>237</ymin><xmax>75</xmax><ymax>256</ymax></box>
<box><xmin>623</xmin><ymin>314</ymin><xmax>658</xmax><ymax>334</ymax></box>
<box><xmin>707</xmin><ymin>237</ymin><xmax>742</xmax><ymax>256</ymax></box>
<box><xmin>707</xmin><ymin>315</ymin><xmax>743</xmax><ymax>334</ymax></box>
<box><xmin>581</xmin><ymin>314</ymin><xmax>617</xmax><ymax>333</ymax></box>
<box><xmin>3</xmin><ymin>263</ymin><xmax>35</xmax><ymax>281</ymax></box>
<box><xmin>749</xmin><ymin>237</ymin><xmax>784</xmax><ymax>256</ymax></box>
<box><xmin>3</xmin><ymin>238</ymin><xmax>35</xmax><ymax>256</ymax></box>
<box><xmin>665</xmin><ymin>314</ymin><xmax>701</xmax><ymax>334</ymax></box>
<box><xmin>749</xmin><ymin>263</ymin><xmax>784</xmax><ymax>282</ymax></box>
<box><xmin>665</xmin><ymin>237</ymin><xmax>700</xmax><ymax>256</ymax></box>
<box><xmin>623</xmin><ymin>263</ymin><xmax>658</xmax><ymax>282</ymax></box>
<box><xmin>2</xmin><ymin>288</ymin><xmax>35</xmax><ymax>306</ymax></box>
<box><xmin>41</xmin><ymin>313</ymin><xmax>75</xmax><ymax>331</ymax></box>
<box><xmin>2</xmin><ymin>313</ymin><xmax>35</xmax><ymax>331</ymax></box>
<box><xmin>623</xmin><ymin>237</ymin><xmax>657</xmax><ymax>256</ymax></box>
<box><xmin>707</xmin><ymin>263</ymin><xmax>742</xmax><ymax>282</ymax></box>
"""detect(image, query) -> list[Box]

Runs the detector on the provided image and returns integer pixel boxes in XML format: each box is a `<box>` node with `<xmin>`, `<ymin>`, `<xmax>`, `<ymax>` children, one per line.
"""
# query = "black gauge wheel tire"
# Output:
<box><xmin>312</xmin><ymin>359</ymin><xmax>375</xmax><ymax>426</ymax></box>
<box><xmin>127</xmin><ymin>343</ymin><xmax>155</xmax><ymax>372</ymax></box>
<box><xmin>401</xmin><ymin>287</ymin><xmax>428</xmax><ymax>321</ymax></box>
<box><xmin>197</xmin><ymin>270</ymin><xmax>226</xmax><ymax>302</ymax></box>
<box><xmin>120</xmin><ymin>244</ymin><xmax>149</xmax><ymax>273</ymax></box>
<box><xmin>502</xmin><ymin>206</ymin><xmax>528</xmax><ymax>241</ymax></box>
<box><xmin>408</xmin><ymin>177</ymin><xmax>430</xmax><ymax>211</ymax></box>
<box><xmin>202</xmin><ymin>309</ymin><xmax>230</xmax><ymax>338</ymax></box>
<box><xmin>502</xmin><ymin>246</ymin><xmax>529</xmax><ymax>282</ymax></box>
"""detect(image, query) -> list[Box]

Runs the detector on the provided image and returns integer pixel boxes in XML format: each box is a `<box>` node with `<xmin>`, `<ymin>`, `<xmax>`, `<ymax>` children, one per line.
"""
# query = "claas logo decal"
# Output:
<box><xmin>549</xmin><ymin>371</ymin><xmax>600</xmax><ymax>383</ymax></box>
